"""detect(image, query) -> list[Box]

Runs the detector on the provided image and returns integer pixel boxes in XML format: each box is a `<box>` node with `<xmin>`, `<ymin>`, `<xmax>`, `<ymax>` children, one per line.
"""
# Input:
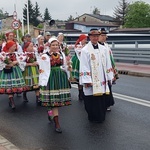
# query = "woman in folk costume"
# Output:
<box><xmin>21</xmin><ymin>42</ymin><xmax>40</xmax><ymax>104</ymax></box>
<box><xmin>36</xmin><ymin>35</ymin><xmax>47</xmax><ymax>54</ymax></box>
<box><xmin>0</xmin><ymin>41</ymin><xmax>27</xmax><ymax>109</ymax></box>
<box><xmin>2</xmin><ymin>32</ymin><xmax>23</xmax><ymax>54</ymax></box>
<box><xmin>35</xmin><ymin>35</ymin><xmax>49</xmax><ymax>63</ymax></box>
<box><xmin>57</xmin><ymin>33</ymin><xmax>72</xmax><ymax>81</ymax></box>
<box><xmin>39</xmin><ymin>38</ymin><xmax>71</xmax><ymax>133</ymax></box>
<box><xmin>57</xmin><ymin>32</ymin><xmax>67</xmax><ymax>51</ymax></box>
<box><xmin>80</xmin><ymin>29</ymin><xmax>114</xmax><ymax>123</ymax></box>
<box><xmin>98</xmin><ymin>28</ymin><xmax>119</xmax><ymax>111</ymax></box>
<box><xmin>71</xmin><ymin>34</ymin><xmax>87</xmax><ymax>100</ymax></box>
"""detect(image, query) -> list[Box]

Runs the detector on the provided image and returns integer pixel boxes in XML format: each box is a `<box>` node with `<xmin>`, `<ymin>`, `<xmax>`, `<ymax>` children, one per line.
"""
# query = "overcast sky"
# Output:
<box><xmin>1</xmin><ymin>0</ymin><xmax>150</xmax><ymax>20</ymax></box>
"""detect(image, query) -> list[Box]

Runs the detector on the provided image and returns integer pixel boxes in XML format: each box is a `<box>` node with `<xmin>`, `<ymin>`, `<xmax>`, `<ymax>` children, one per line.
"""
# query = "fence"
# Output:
<box><xmin>108</xmin><ymin>40</ymin><xmax>150</xmax><ymax>65</ymax></box>
<box><xmin>68</xmin><ymin>40</ymin><xmax>150</xmax><ymax>65</ymax></box>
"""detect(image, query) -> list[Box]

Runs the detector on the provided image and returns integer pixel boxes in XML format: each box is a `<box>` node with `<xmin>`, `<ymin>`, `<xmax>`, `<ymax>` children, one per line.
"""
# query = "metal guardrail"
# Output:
<box><xmin>107</xmin><ymin>40</ymin><xmax>150</xmax><ymax>65</ymax></box>
<box><xmin>68</xmin><ymin>40</ymin><xmax>150</xmax><ymax>65</ymax></box>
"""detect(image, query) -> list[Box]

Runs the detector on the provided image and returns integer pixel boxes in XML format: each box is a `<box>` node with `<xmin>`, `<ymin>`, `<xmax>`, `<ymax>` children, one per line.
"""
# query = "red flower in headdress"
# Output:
<box><xmin>5</xmin><ymin>32</ymin><xmax>15</xmax><ymax>38</ymax></box>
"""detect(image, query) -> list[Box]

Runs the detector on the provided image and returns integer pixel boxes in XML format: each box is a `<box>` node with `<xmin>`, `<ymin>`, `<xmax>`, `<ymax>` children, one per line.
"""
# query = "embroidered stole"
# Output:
<box><xmin>87</xmin><ymin>42</ymin><xmax>110</xmax><ymax>96</ymax></box>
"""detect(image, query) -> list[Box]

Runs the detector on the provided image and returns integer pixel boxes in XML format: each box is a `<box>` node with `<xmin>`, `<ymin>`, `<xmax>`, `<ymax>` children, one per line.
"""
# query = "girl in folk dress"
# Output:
<box><xmin>39</xmin><ymin>38</ymin><xmax>71</xmax><ymax>133</ymax></box>
<box><xmin>0</xmin><ymin>41</ymin><xmax>27</xmax><ymax>109</ymax></box>
<box><xmin>2</xmin><ymin>32</ymin><xmax>23</xmax><ymax>53</ymax></box>
<box><xmin>36</xmin><ymin>35</ymin><xmax>49</xmax><ymax>54</ymax></box>
<box><xmin>21</xmin><ymin>42</ymin><xmax>40</xmax><ymax>104</ymax></box>
<box><xmin>57</xmin><ymin>33</ymin><xmax>72</xmax><ymax>84</ymax></box>
<box><xmin>35</xmin><ymin>35</ymin><xmax>49</xmax><ymax>62</ymax></box>
<box><xmin>71</xmin><ymin>34</ymin><xmax>87</xmax><ymax>100</ymax></box>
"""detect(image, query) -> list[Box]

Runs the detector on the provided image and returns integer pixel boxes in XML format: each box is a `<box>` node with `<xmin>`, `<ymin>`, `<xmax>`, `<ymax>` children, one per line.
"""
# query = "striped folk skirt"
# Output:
<box><xmin>71</xmin><ymin>54</ymin><xmax>80</xmax><ymax>82</ymax></box>
<box><xmin>0</xmin><ymin>66</ymin><xmax>27</xmax><ymax>94</ymax></box>
<box><xmin>40</xmin><ymin>66</ymin><xmax>71</xmax><ymax>107</ymax></box>
<box><xmin>22</xmin><ymin>66</ymin><xmax>39</xmax><ymax>91</ymax></box>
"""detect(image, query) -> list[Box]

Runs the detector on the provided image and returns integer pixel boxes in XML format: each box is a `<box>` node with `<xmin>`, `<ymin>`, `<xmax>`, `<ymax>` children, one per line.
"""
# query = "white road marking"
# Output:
<box><xmin>71</xmin><ymin>84</ymin><xmax>150</xmax><ymax>107</ymax></box>
<box><xmin>113</xmin><ymin>93</ymin><xmax>150</xmax><ymax>108</ymax></box>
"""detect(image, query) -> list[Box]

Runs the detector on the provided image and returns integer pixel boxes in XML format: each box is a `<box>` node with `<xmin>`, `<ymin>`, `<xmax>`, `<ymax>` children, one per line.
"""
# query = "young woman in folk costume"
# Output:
<box><xmin>21</xmin><ymin>42</ymin><xmax>40</xmax><ymax>105</ymax></box>
<box><xmin>57</xmin><ymin>32</ymin><xmax>72</xmax><ymax>82</ymax></box>
<box><xmin>36</xmin><ymin>35</ymin><xmax>48</xmax><ymax>54</ymax></box>
<box><xmin>71</xmin><ymin>34</ymin><xmax>87</xmax><ymax>100</ymax></box>
<box><xmin>2</xmin><ymin>32</ymin><xmax>23</xmax><ymax>54</ymax></box>
<box><xmin>0</xmin><ymin>41</ymin><xmax>27</xmax><ymax>109</ymax></box>
<box><xmin>57</xmin><ymin>33</ymin><xmax>67</xmax><ymax>51</ymax></box>
<box><xmin>39</xmin><ymin>38</ymin><xmax>71</xmax><ymax>133</ymax></box>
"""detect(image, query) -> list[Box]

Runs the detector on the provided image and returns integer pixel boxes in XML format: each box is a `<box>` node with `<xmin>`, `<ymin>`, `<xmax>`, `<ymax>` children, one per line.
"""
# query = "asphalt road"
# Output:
<box><xmin>0</xmin><ymin>75</ymin><xmax>150</xmax><ymax>150</ymax></box>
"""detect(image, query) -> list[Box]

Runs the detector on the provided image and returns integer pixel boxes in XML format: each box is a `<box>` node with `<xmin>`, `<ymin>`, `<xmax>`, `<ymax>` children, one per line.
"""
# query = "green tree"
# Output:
<box><xmin>124</xmin><ymin>1</ymin><xmax>150</xmax><ymax>28</ymax></box>
<box><xmin>92</xmin><ymin>7</ymin><xmax>100</xmax><ymax>15</ymax></box>
<box><xmin>44</xmin><ymin>8</ymin><xmax>51</xmax><ymax>21</ymax></box>
<box><xmin>32</xmin><ymin>2</ymin><xmax>41</xmax><ymax>26</ymax></box>
<box><xmin>67</xmin><ymin>15</ymin><xmax>74</xmax><ymax>21</ymax></box>
<box><xmin>23</xmin><ymin>0</ymin><xmax>35</xmax><ymax>25</ymax></box>
<box><xmin>0</xmin><ymin>32</ymin><xmax>5</xmax><ymax>40</ymax></box>
<box><xmin>0</xmin><ymin>9</ymin><xmax>4</xmax><ymax>18</ymax></box>
<box><xmin>113</xmin><ymin>0</ymin><xmax>129</xmax><ymax>26</ymax></box>
<box><xmin>0</xmin><ymin>9</ymin><xmax>9</xmax><ymax>19</ymax></box>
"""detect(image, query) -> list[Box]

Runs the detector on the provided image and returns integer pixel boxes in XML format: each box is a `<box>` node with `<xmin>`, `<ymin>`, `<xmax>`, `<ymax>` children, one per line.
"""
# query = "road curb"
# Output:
<box><xmin>118</xmin><ymin>70</ymin><xmax>150</xmax><ymax>78</ymax></box>
<box><xmin>0</xmin><ymin>135</ymin><xmax>20</xmax><ymax>150</ymax></box>
<box><xmin>128</xmin><ymin>71</ymin><xmax>150</xmax><ymax>78</ymax></box>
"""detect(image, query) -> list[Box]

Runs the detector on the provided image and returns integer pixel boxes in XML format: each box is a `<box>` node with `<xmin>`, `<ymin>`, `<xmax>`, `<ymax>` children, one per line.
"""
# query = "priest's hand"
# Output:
<box><xmin>84</xmin><ymin>83</ymin><xmax>93</xmax><ymax>88</ymax></box>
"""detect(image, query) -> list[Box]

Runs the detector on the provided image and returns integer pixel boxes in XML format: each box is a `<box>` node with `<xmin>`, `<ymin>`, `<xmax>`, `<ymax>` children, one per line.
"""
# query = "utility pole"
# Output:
<box><xmin>27</xmin><ymin>0</ymin><xmax>30</xmax><ymax>34</ymax></box>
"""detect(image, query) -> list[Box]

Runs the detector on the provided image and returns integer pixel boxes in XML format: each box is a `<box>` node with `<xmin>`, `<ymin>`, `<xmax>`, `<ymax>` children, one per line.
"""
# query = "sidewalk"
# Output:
<box><xmin>0</xmin><ymin>135</ymin><xmax>20</xmax><ymax>150</ymax></box>
<box><xmin>116</xmin><ymin>63</ymin><xmax>150</xmax><ymax>78</ymax></box>
<box><xmin>0</xmin><ymin>63</ymin><xmax>149</xmax><ymax>150</ymax></box>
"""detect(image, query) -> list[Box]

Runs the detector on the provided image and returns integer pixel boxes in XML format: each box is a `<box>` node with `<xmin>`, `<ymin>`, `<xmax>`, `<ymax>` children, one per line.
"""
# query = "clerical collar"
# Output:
<box><xmin>92</xmin><ymin>44</ymin><xmax>98</xmax><ymax>49</ymax></box>
<box><xmin>98</xmin><ymin>41</ymin><xmax>104</xmax><ymax>45</ymax></box>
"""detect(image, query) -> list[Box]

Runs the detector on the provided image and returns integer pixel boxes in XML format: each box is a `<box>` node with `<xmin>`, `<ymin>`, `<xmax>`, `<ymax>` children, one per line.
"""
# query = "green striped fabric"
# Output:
<box><xmin>40</xmin><ymin>66</ymin><xmax>71</xmax><ymax>107</ymax></box>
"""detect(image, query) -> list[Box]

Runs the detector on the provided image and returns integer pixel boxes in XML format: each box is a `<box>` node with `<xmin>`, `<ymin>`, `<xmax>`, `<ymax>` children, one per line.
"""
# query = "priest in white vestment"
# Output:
<box><xmin>80</xmin><ymin>29</ymin><xmax>113</xmax><ymax>123</ymax></box>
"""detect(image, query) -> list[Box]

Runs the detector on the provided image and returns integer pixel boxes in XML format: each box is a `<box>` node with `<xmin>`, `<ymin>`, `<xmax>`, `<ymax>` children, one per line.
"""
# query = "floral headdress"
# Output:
<box><xmin>23</xmin><ymin>42</ymin><xmax>31</xmax><ymax>52</ymax></box>
<box><xmin>75</xmin><ymin>34</ymin><xmax>87</xmax><ymax>47</ymax></box>
<box><xmin>3</xmin><ymin>40</ymin><xmax>16</xmax><ymax>52</ymax></box>
<box><xmin>5</xmin><ymin>32</ymin><xmax>15</xmax><ymax>38</ymax></box>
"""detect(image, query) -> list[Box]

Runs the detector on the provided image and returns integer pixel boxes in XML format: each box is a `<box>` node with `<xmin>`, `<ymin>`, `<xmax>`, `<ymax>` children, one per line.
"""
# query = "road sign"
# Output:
<box><xmin>11</xmin><ymin>20</ymin><xmax>20</xmax><ymax>30</ymax></box>
<box><xmin>13</xmin><ymin>11</ymin><xmax>17</xmax><ymax>20</ymax></box>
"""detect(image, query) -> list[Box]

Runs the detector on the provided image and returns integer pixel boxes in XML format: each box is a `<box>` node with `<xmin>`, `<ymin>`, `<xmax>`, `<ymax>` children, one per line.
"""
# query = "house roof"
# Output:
<box><xmin>111</xmin><ymin>28</ymin><xmax>150</xmax><ymax>33</ymax></box>
<box><xmin>68</xmin><ymin>21</ymin><xmax>118</xmax><ymax>27</ymax></box>
<box><xmin>80</xmin><ymin>13</ymin><xmax>116</xmax><ymax>22</ymax></box>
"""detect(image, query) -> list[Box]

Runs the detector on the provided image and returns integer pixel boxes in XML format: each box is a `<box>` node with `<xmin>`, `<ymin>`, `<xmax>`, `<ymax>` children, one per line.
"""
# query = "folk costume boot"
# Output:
<box><xmin>9</xmin><ymin>97</ymin><xmax>15</xmax><ymax>109</ymax></box>
<box><xmin>36</xmin><ymin>96</ymin><xmax>41</xmax><ymax>106</ymax></box>
<box><xmin>53</xmin><ymin>116</ymin><xmax>62</xmax><ymax>133</ymax></box>
<box><xmin>47</xmin><ymin>109</ymin><xmax>54</xmax><ymax>122</ymax></box>
<box><xmin>23</xmin><ymin>92</ymin><xmax>28</xmax><ymax>102</ymax></box>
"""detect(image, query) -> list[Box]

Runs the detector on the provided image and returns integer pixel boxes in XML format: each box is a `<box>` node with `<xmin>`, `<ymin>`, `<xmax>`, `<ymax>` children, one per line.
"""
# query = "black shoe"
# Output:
<box><xmin>9</xmin><ymin>97</ymin><xmax>16</xmax><ymax>110</ymax></box>
<box><xmin>23</xmin><ymin>99</ymin><xmax>28</xmax><ymax>103</ymax></box>
<box><xmin>78</xmin><ymin>96</ymin><xmax>84</xmax><ymax>101</ymax></box>
<box><xmin>107</xmin><ymin>107</ymin><xmax>111</xmax><ymax>112</ymax></box>
<box><xmin>55</xmin><ymin>128</ymin><xmax>62</xmax><ymax>133</ymax></box>
<box><xmin>9</xmin><ymin>102</ymin><xmax>15</xmax><ymax>109</ymax></box>
<box><xmin>36</xmin><ymin>100</ymin><xmax>41</xmax><ymax>106</ymax></box>
<box><xmin>36</xmin><ymin>96</ymin><xmax>41</xmax><ymax>106</ymax></box>
<box><xmin>23</xmin><ymin>92</ymin><xmax>28</xmax><ymax>102</ymax></box>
